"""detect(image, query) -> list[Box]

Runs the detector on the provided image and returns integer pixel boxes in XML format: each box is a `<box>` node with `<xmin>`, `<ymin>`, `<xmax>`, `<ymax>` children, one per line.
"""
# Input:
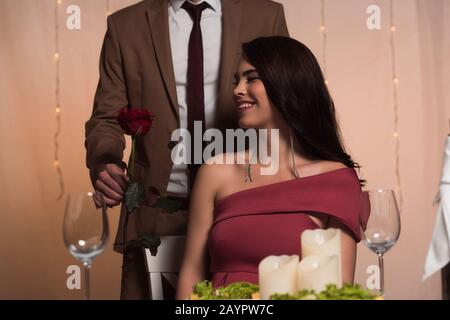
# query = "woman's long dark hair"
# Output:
<box><xmin>242</xmin><ymin>36</ymin><xmax>363</xmax><ymax>181</ymax></box>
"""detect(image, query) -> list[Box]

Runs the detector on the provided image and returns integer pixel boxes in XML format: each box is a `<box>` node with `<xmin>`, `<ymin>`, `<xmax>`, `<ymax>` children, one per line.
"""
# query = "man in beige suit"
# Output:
<box><xmin>85</xmin><ymin>0</ymin><xmax>288</xmax><ymax>299</ymax></box>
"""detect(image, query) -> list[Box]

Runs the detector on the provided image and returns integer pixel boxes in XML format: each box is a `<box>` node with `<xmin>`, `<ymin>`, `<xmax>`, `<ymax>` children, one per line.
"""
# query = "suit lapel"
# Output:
<box><xmin>218</xmin><ymin>0</ymin><xmax>242</xmax><ymax>103</ymax></box>
<box><xmin>144</xmin><ymin>0</ymin><xmax>242</xmax><ymax>126</ymax></box>
<box><xmin>145</xmin><ymin>0</ymin><xmax>179</xmax><ymax>119</ymax></box>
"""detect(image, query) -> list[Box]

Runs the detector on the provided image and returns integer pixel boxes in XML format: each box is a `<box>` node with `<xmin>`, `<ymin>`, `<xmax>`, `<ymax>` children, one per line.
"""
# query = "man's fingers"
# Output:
<box><xmin>93</xmin><ymin>192</ymin><xmax>102</xmax><ymax>208</ymax></box>
<box><xmin>95</xmin><ymin>179</ymin><xmax>123</xmax><ymax>202</ymax></box>
<box><xmin>94</xmin><ymin>190</ymin><xmax>120</xmax><ymax>207</ymax></box>
<box><xmin>106</xmin><ymin>164</ymin><xmax>129</xmax><ymax>190</ymax></box>
<box><xmin>105</xmin><ymin>198</ymin><xmax>120</xmax><ymax>207</ymax></box>
<box><xmin>98</xmin><ymin>170</ymin><xmax>125</xmax><ymax>195</ymax></box>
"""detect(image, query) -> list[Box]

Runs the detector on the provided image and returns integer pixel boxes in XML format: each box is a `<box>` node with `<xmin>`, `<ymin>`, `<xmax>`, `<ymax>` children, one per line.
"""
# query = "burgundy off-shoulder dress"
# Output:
<box><xmin>208</xmin><ymin>168</ymin><xmax>362</xmax><ymax>288</ymax></box>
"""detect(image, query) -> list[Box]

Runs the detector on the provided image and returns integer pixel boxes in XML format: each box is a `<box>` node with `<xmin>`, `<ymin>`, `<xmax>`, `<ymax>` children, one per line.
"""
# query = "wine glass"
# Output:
<box><xmin>63</xmin><ymin>192</ymin><xmax>109</xmax><ymax>299</ymax></box>
<box><xmin>360</xmin><ymin>189</ymin><xmax>401</xmax><ymax>296</ymax></box>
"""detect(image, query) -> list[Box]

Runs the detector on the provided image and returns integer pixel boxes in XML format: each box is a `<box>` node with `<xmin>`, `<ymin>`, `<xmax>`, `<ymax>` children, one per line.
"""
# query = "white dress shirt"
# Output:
<box><xmin>423</xmin><ymin>136</ymin><xmax>450</xmax><ymax>280</ymax></box>
<box><xmin>167</xmin><ymin>0</ymin><xmax>222</xmax><ymax>197</ymax></box>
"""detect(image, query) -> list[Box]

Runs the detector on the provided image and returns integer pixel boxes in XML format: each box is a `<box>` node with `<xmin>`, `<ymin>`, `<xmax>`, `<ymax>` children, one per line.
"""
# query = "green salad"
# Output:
<box><xmin>192</xmin><ymin>281</ymin><xmax>378</xmax><ymax>300</ymax></box>
<box><xmin>270</xmin><ymin>283</ymin><xmax>378</xmax><ymax>300</ymax></box>
<box><xmin>193</xmin><ymin>281</ymin><xmax>259</xmax><ymax>300</ymax></box>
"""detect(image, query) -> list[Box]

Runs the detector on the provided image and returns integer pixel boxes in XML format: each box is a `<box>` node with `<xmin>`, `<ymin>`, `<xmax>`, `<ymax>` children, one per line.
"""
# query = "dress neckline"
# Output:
<box><xmin>214</xmin><ymin>167</ymin><xmax>355</xmax><ymax>207</ymax></box>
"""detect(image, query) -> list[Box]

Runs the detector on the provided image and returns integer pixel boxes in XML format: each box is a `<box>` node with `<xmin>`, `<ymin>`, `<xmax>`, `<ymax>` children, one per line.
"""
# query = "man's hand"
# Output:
<box><xmin>94</xmin><ymin>163</ymin><xmax>129</xmax><ymax>208</ymax></box>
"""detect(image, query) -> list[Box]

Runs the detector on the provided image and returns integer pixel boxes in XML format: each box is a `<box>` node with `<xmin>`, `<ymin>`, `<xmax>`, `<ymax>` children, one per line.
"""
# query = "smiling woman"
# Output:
<box><xmin>176</xmin><ymin>36</ymin><xmax>364</xmax><ymax>300</ymax></box>
<box><xmin>233</xmin><ymin>63</ymin><xmax>273</xmax><ymax>129</ymax></box>
<box><xmin>236</xmin><ymin>37</ymin><xmax>362</xmax><ymax>172</ymax></box>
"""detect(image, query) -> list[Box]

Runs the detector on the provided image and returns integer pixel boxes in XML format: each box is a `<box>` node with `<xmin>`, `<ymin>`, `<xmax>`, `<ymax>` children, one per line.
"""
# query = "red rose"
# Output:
<box><xmin>115</xmin><ymin>107</ymin><xmax>155</xmax><ymax>181</ymax></box>
<box><xmin>117</xmin><ymin>107</ymin><xmax>155</xmax><ymax>136</ymax></box>
<box><xmin>115</xmin><ymin>107</ymin><xmax>156</xmax><ymax>254</ymax></box>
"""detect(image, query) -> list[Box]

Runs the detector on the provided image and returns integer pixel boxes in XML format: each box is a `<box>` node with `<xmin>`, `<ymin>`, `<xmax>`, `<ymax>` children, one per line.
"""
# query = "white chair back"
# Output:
<box><xmin>144</xmin><ymin>235</ymin><xmax>186</xmax><ymax>300</ymax></box>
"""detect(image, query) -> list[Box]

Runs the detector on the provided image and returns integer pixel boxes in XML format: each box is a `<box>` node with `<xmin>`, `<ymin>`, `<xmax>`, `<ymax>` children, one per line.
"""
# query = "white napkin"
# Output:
<box><xmin>423</xmin><ymin>136</ymin><xmax>450</xmax><ymax>281</ymax></box>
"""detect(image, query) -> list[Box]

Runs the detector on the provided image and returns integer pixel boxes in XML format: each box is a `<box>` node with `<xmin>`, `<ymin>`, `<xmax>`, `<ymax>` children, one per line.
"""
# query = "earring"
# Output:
<box><xmin>245</xmin><ymin>148</ymin><xmax>256</xmax><ymax>183</ymax></box>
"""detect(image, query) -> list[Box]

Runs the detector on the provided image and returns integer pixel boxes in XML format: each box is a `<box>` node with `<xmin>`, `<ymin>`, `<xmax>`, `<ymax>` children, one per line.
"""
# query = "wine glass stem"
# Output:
<box><xmin>378</xmin><ymin>253</ymin><xmax>384</xmax><ymax>296</ymax></box>
<box><xmin>83</xmin><ymin>261</ymin><xmax>92</xmax><ymax>300</ymax></box>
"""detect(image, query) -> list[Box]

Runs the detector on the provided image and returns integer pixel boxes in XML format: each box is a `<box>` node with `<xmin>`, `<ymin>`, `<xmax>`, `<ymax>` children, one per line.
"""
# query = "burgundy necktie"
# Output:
<box><xmin>182</xmin><ymin>1</ymin><xmax>210</xmax><ymax>191</ymax></box>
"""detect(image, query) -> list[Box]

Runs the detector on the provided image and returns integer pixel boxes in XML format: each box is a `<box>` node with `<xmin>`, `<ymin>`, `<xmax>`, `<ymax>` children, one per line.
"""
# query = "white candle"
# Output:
<box><xmin>258</xmin><ymin>255</ymin><xmax>299</xmax><ymax>300</ymax></box>
<box><xmin>297</xmin><ymin>254</ymin><xmax>340</xmax><ymax>292</ymax></box>
<box><xmin>301</xmin><ymin>228</ymin><xmax>342</xmax><ymax>286</ymax></box>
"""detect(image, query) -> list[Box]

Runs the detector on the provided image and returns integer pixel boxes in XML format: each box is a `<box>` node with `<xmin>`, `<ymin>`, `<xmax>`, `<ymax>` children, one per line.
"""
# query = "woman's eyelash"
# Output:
<box><xmin>233</xmin><ymin>76</ymin><xmax>259</xmax><ymax>85</ymax></box>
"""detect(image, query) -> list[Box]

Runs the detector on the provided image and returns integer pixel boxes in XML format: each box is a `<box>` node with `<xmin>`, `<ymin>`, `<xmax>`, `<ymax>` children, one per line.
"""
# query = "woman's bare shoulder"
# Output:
<box><xmin>300</xmin><ymin>160</ymin><xmax>348</xmax><ymax>177</ymax></box>
<box><xmin>320</xmin><ymin>161</ymin><xmax>348</xmax><ymax>172</ymax></box>
<box><xmin>204</xmin><ymin>150</ymin><xmax>250</xmax><ymax>166</ymax></box>
<box><xmin>199</xmin><ymin>151</ymin><xmax>248</xmax><ymax>189</ymax></box>
<box><xmin>197</xmin><ymin>153</ymin><xmax>240</xmax><ymax>189</ymax></box>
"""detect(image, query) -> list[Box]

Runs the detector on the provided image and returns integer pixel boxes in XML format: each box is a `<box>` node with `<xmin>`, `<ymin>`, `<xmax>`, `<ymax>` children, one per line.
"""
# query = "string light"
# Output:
<box><xmin>320</xmin><ymin>0</ymin><xmax>328</xmax><ymax>86</ymax></box>
<box><xmin>389</xmin><ymin>0</ymin><xmax>403</xmax><ymax>211</ymax></box>
<box><xmin>54</xmin><ymin>0</ymin><xmax>65</xmax><ymax>200</ymax></box>
<box><xmin>106</xmin><ymin>0</ymin><xmax>111</xmax><ymax>16</ymax></box>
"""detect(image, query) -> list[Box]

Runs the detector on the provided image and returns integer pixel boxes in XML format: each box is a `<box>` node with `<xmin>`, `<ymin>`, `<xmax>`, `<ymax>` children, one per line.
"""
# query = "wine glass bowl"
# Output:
<box><xmin>363</xmin><ymin>228</ymin><xmax>398</xmax><ymax>255</ymax></box>
<box><xmin>63</xmin><ymin>192</ymin><xmax>109</xmax><ymax>299</ymax></box>
<box><xmin>67</xmin><ymin>236</ymin><xmax>108</xmax><ymax>263</ymax></box>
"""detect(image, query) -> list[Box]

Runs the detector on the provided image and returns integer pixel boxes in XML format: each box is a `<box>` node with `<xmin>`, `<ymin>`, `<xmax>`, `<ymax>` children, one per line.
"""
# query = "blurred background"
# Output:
<box><xmin>0</xmin><ymin>0</ymin><xmax>449</xmax><ymax>299</ymax></box>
